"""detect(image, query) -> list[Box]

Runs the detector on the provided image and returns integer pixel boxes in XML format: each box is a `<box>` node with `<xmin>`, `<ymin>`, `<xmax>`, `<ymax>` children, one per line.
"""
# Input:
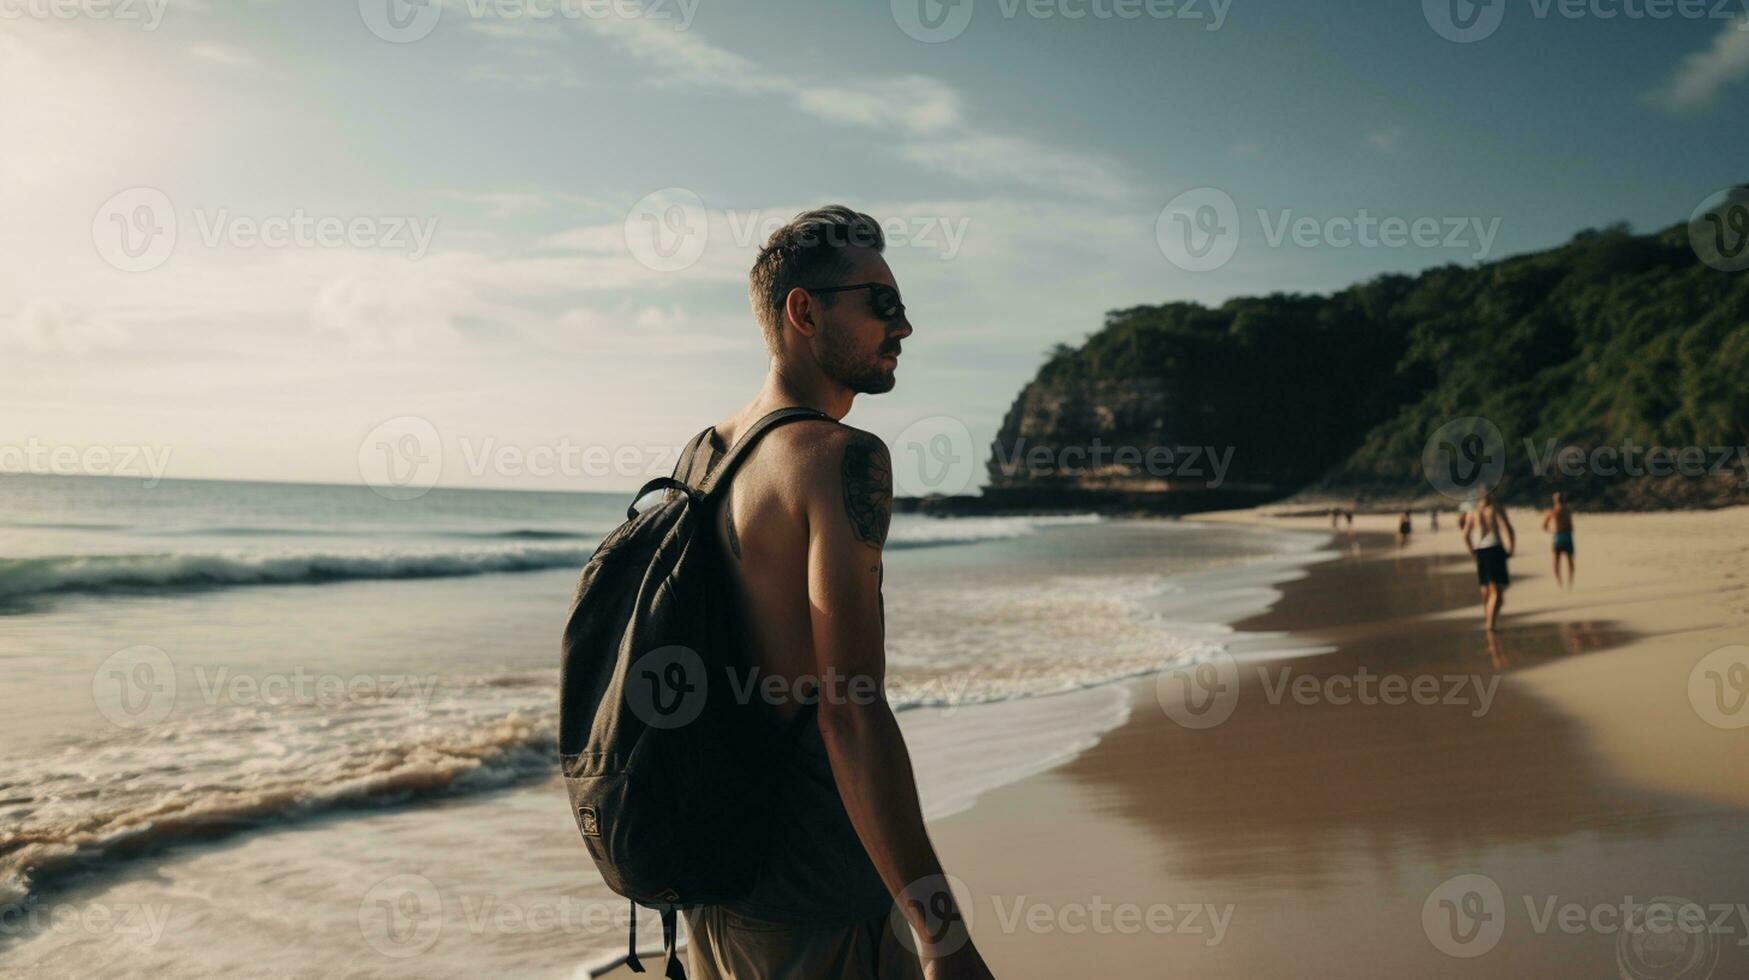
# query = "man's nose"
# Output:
<box><xmin>891</xmin><ymin>317</ymin><xmax>914</xmax><ymax>340</ymax></box>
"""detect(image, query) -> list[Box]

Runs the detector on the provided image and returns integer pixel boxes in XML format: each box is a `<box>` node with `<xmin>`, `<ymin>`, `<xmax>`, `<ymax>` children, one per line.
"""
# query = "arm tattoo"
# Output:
<box><xmin>840</xmin><ymin>434</ymin><xmax>892</xmax><ymax>549</ymax></box>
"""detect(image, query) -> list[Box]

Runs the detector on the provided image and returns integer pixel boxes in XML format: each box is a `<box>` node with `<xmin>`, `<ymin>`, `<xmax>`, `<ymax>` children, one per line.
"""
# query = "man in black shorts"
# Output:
<box><xmin>1462</xmin><ymin>489</ymin><xmax>1516</xmax><ymax>632</ymax></box>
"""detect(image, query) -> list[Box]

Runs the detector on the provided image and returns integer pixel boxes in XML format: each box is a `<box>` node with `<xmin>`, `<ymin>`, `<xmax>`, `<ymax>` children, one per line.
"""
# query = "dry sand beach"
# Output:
<box><xmin>926</xmin><ymin>506</ymin><xmax>1749</xmax><ymax>978</ymax></box>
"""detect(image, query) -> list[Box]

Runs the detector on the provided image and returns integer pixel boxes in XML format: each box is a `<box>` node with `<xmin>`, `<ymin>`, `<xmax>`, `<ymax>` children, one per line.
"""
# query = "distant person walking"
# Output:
<box><xmin>1462</xmin><ymin>490</ymin><xmax>1516</xmax><ymax>632</ymax></box>
<box><xmin>1429</xmin><ymin>507</ymin><xmax>1440</xmax><ymax>532</ymax></box>
<box><xmin>1542</xmin><ymin>491</ymin><xmax>1576</xmax><ymax>589</ymax></box>
<box><xmin>1396</xmin><ymin>510</ymin><xmax>1413</xmax><ymax>548</ymax></box>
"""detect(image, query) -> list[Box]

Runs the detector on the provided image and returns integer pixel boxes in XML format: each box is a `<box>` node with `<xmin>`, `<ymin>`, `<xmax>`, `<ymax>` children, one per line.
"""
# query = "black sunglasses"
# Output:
<box><xmin>806</xmin><ymin>282</ymin><xmax>906</xmax><ymax>322</ymax></box>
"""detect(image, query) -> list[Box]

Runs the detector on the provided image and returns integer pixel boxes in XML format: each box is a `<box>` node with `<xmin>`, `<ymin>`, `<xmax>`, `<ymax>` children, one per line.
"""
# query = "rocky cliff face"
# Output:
<box><xmin>986</xmin><ymin>376</ymin><xmax>1172</xmax><ymax>492</ymax></box>
<box><xmin>965</xmin><ymin>374</ymin><xmax>1282</xmax><ymax>514</ymax></box>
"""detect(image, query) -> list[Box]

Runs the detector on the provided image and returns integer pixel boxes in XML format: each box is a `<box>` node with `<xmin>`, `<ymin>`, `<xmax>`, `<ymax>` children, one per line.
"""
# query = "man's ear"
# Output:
<box><xmin>784</xmin><ymin>286</ymin><xmax>819</xmax><ymax>339</ymax></box>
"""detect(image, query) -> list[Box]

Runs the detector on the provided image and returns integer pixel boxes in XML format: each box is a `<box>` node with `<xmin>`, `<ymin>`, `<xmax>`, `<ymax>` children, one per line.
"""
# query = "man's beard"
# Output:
<box><xmin>816</xmin><ymin>325</ymin><xmax>898</xmax><ymax>395</ymax></box>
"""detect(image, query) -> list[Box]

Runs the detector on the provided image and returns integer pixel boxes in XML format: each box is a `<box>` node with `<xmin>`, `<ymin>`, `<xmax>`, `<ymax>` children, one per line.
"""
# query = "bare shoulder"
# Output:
<box><xmin>761</xmin><ymin>421</ymin><xmax>888</xmax><ymax>476</ymax></box>
<box><xmin>763</xmin><ymin>422</ymin><xmax>892</xmax><ymax>547</ymax></box>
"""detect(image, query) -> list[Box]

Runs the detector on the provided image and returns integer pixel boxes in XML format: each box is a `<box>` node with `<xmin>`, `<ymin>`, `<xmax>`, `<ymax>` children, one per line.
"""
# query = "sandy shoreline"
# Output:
<box><xmin>930</xmin><ymin>505</ymin><xmax>1749</xmax><ymax>978</ymax></box>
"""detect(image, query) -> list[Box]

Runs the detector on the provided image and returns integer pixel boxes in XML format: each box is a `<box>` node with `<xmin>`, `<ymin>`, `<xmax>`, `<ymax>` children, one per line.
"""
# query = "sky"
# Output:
<box><xmin>3</xmin><ymin>0</ymin><xmax>1746</xmax><ymax>496</ymax></box>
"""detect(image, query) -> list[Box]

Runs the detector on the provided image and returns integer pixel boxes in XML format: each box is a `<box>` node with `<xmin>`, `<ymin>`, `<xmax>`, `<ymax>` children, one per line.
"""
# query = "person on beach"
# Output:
<box><xmin>1396</xmin><ymin>510</ymin><xmax>1413</xmax><ymax>547</ymax></box>
<box><xmin>1429</xmin><ymin>506</ymin><xmax>1440</xmax><ymax>532</ymax></box>
<box><xmin>673</xmin><ymin>207</ymin><xmax>992</xmax><ymax>980</ymax></box>
<box><xmin>1541</xmin><ymin>491</ymin><xmax>1576</xmax><ymax>589</ymax></box>
<box><xmin>1462</xmin><ymin>489</ymin><xmax>1517</xmax><ymax>631</ymax></box>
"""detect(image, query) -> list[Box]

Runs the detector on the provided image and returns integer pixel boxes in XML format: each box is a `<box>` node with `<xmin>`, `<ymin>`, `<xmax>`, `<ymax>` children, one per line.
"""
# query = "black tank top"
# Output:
<box><xmin>674</xmin><ymin>428</ymin><xmax>894</xmax><ymax>927</ymax></box>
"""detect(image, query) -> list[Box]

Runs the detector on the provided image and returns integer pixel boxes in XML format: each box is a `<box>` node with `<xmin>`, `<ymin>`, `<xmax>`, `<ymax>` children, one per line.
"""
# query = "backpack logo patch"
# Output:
<box><xmin>578</xmin><ymin>805</ymin><xmax>601</xmax><ymax>838</ymax></box>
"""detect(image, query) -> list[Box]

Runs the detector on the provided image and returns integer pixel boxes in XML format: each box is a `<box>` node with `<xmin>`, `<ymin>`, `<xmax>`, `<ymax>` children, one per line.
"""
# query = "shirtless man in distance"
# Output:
<box><xmin>1541</xmin><ymin>491</ymin><xmax>1576</xmax><ymax>589</ymax></box>
<box><xmin>674</xmin><ymin>206</ymin><xmax>994</xmax><ymax>980</ymax></box>
<box><xmin>1462</xmin><ymin>489</ymin><xmax>1517</xmax><ymax>632</ymax></box>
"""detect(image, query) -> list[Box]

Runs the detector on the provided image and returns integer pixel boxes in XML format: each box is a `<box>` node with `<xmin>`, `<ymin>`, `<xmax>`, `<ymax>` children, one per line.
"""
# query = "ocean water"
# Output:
<box><xmin>0</xmin><ymin>474</ymin><xmax>1330</xmax><ymax>977</ymax></box>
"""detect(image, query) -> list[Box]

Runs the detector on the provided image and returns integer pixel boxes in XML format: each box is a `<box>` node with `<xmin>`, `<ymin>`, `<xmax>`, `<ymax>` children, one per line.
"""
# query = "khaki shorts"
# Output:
<box><xmin>684</xmin><ymin>906</ymin><xmax>924</xmax><ymax>980</ymax></box>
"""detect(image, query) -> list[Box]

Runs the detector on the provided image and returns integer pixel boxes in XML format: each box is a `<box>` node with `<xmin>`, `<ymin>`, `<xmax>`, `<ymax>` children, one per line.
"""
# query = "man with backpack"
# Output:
<box><xmin>561</xmin><ymin>206</ymin><xmax>994</xmax><ymax>980</ymax></box>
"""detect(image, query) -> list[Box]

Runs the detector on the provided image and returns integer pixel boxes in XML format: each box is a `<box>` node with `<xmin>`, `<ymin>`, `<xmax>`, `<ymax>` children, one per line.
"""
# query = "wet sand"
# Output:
<box><xmin>930</xmin><ymin>507</ymin><xmax>1749</xmax><ymax>978</ymax></box>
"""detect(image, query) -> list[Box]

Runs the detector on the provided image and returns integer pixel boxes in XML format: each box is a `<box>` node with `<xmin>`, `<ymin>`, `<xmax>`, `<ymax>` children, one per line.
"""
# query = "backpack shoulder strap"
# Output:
<box><xmin>696</xmin><ymin>407</ymin><xmax>831</xmax><ymax>501</ymax></box>
<box><xmin>670</xmin><ymin>427</ymin><xmax>719</xmax><ymax>488</ymax></box>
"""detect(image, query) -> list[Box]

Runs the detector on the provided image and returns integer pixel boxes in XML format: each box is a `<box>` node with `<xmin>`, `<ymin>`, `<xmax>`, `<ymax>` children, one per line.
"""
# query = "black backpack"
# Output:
<box><xmin>559</xmin><ymin>406</ymin><xmax>828</xmax><ymax>978</ymax></box>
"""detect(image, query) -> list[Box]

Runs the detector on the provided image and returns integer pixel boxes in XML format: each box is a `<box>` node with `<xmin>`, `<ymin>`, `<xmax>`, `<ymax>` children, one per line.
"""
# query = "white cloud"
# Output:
<box><xmin>549</xmin><ymin>10</ymin><xmax>1134</xmax><ymax>200</ymax></box>
<box><xmin>436</xmin><ymin>190</ymin><xmax>558</xmax><ymax>219</ymax></box>
<box><xmin>1</xmin><ymin>299</ymin><xmax>130</xmax><ymax>356</ymax></box>
<box><xmin>797</xmin><ymin>77</ymin><xmax>963</xmax><ymax>135</ymax></box>
<box><xmin>1644</xmin><ymin>16</ymin><xmax>1749</xmax><ymax>113</ymax></box>
<box><xmin>900</xmin><ymin>134</ymin><xmax>1134</xmax><ymax>201</ymax></box>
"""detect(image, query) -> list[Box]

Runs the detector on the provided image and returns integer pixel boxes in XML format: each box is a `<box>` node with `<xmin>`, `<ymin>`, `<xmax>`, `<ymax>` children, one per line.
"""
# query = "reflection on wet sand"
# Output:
<box><xmin>1058</xmin><ymin>537</ymin><xmax>1714</xmax><ymax>890</ymax></box>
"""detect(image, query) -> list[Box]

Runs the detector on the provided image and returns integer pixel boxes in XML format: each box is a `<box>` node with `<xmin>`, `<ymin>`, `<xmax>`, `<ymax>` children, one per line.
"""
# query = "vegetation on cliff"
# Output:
<box><xmin>992</xmin><ymin>219</ymin><xmax>1749</xmax><ymax>508</ymax></box>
